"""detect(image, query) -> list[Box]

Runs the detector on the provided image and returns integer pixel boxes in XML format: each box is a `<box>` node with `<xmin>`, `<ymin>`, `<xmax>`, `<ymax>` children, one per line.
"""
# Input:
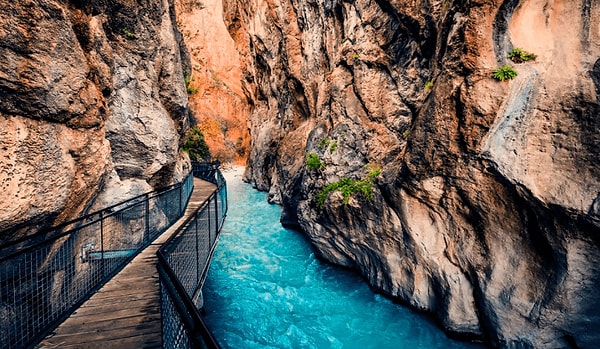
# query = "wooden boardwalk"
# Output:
<box><xmin>37</xmin><ymin>178</ymin><xmax>217</xmax><ymax>349</ymax></box>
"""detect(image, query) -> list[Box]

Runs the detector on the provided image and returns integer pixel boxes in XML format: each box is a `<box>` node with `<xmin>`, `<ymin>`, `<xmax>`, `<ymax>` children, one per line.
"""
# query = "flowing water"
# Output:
<box><xmin>202</xmin><ymin>168</ymin><xmax>485</xmax><ymax>349</ymax></box>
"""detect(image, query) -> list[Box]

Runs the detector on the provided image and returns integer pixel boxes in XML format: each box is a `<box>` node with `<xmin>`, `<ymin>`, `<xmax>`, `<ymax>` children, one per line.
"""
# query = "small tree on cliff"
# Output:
<box><xmin>183</xmin><ymin>126</ymin><xmax>210</xmax><ymax>161</ymax></box>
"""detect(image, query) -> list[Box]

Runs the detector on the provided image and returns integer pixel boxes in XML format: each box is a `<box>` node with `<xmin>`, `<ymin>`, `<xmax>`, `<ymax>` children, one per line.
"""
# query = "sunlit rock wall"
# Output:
<box><xmin>175</xmin><ymin>0</ymin><xmax>251</xmax><ymax>164</ymax></box>
<box><xmin>225</xmin><ymin>0</ymin><xmax>600</xmax><ymax>347</ymax></box>
<box><xmin>0</xmin><ymin>0</ymin><xmax>191</xmax><ymax>242</ymax></box>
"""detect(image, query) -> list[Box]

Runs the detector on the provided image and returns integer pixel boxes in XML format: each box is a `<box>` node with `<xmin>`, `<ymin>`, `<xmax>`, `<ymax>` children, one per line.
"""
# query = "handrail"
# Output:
<box><xmin>157</xmin><ymin>163</ymin><xmax>227</xmax><ymax>349</ymax></box>
<box><xmin>0</xmin><ymin>171</ymin><xmax>195</xmax><ymax>349</ymax></box>
<box><xmin>1</xmin><ymin>177</ymin><xmax>191</xmax><ymax>253</ymax></box>
<box><xmin>0</xmin><ymin>176</ymin><xmax>194</xmax><ymax>262</ymax></box>
<box><xmin>192</xmin><ymin>161</ymin><xmax>224</xmax><ymax>187</ymax></box>
<box><xmin>158</xmin><ymin>259</ymin><xmax>221</xmax><ymax>348</ymax></box>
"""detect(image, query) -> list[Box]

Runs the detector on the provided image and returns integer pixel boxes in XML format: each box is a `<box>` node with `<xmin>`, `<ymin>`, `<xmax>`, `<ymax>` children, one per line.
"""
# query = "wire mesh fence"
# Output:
<box><xmin>0</xmin><ymin>172</ymin><xmax>194</xmax><ymax>349</ymax></box>
<box><xmin>158</xmin><ymin>165</ymin><xmax>227</xmax><ymax>349</ymax></box>
<box><xmin>160</xmin><ymin>277</ymin><xmax>192</xmax><ymax>349</ymax></box>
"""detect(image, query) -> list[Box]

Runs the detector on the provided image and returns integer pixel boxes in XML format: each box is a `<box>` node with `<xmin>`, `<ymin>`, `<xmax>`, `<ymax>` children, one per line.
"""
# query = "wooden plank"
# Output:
<box><xmin>79</xmin><ymin>299</ymin><xmax>157</xmax><ymax>310</ymax></box>
<box><xmin>72</xmin><ymin>301</ymin><xmax>159</xmax><ymax>316</ymax></box>
<box><xmin>45</xmin><ymin>321</ymin><xmax>161</xmax><ymax>340</ymax></box>
<box><xmin>69</xmin><ymin>305</ymin><xmax>159</xmax><ymax>321</ymax></box>
<box><xmin>95</xmin><ymin>277</ymin><xmax>158</xmax><ymax>290</ymax></box>
<box><xmin>53</xmin><ymin>318</ymin><xmax>161</xmax><ymax>333</ymax></box>
<box><xmin>48</xmin><ymin>315</ymin><xmax>161</xmax><ymax>335</ymax></box>
<box><xmin>48</xmin><ymin>335</ymin><xmax>162</xmax><ymax>349</ymax></box>
<box><xmin>81</xmin><ymin>289</ymin><xmax>158</xmax><ymax>302</ymax></box>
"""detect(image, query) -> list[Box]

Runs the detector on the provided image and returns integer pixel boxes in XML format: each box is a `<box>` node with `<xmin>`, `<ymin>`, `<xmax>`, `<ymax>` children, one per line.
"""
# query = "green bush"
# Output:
<box><xmin>184</xmin><ymin>71</ymin><xmax>198</xmax><ymax>94</ymax></box>
<box><xmin>317</xmin><ymin>137</ymin><xmax>339</xmax><ymax>152</ymax></box>
<box><xmin>317</xmin><ymin>164</ymin><xmax>381</xmax><ymax>208</ymax></box>
<box><xmin>306</xmin><ymin>152</ymin><xmax>325</xmax><ymax>171</ymax></box>
<box><xmin>492</xmin><ymin>65</ymin><xmax>518</xmax><ymax>81</ymax></box>
<box><xmin>182</xmin><ymin>126</ymin><xmax>210</xmax><ymax>161</ymax></box>
<box><xmin>366</xmin><ymin>164</ymin><xmax>381</xmax><ymax>179</ymax></box>
<box><xmin>329</xmin><ymin>141</ymin><xmax>338</xmax><ymax>152</ymax></box>
<box><xmin>508</xmin><ymin>48</ymin><xmax>537</xmax><ymax>63</ymax></box>
<box><xmin>318</xmin><ymin>138</ymin><xmax>330</xmax><ymax>150</ymax></box>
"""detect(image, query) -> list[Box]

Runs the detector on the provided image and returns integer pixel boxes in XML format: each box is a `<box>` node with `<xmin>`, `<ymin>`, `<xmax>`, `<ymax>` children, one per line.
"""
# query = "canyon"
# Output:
<box><xmin>0</xmin><ymin>0</ymin><xmax>599</xmax><ymax>348</ymax></box>
<box><xmin>227</xmin><ymin>0</ymin><xmax>600</xmax><ymax>347</ymax></box>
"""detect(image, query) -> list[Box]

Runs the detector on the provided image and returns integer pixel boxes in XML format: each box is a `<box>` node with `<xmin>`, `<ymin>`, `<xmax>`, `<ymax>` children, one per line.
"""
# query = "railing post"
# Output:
<box><xmin>100</xmin><ymin>211</ymin><xmax>105</xmax><ymax>277</ymax></box>
<box><xmin>179</xmin><ymin>180</ymin><xmax>183</xmax><ymax>216</ymax></box>
<box><xmin>144</xmin><ymin>193</ymin><xmax>150</xmax><ymax>243</ymax></box>
<box><xmin>214</xmin><ymin>194</ymin><xmax>219</xmax><ymax>245</ymax></box>
<box><xmin>195</xmin><ymin>211</ymin><xmax>200</xmax><ymax>288</ymax></box>
<box><xmin>207</xmin><ymin>198</ymin><xmax>212</xmax><ymax>251</ymax></box>
<box><xmin>224</xmin><ymin>185</ymin><xmax>228</xmax><ymax>221</ymax></box>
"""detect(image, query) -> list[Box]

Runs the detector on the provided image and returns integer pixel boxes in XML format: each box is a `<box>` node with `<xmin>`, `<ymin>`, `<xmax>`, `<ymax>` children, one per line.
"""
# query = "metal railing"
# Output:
<box><xmin>0</xmin><ymin>172</ymin><xmax>194</xmax><ymax>349</ymax></box>
<box><xmin>192</xmin><ymin>161</ymin><xmax>226</xmax><ymax>191</ymax></box>
<box><xmin>158</xmin><ymin>163</ymin><xmax>227</xmax><ymax>349</ymax></box>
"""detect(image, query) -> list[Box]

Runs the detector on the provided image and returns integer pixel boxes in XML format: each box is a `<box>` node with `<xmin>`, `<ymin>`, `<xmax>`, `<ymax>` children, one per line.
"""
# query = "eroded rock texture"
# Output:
<box><xmin>175</xmin><ymin>0</ymin><xmax>251</xmax><ymax>163</ymax></box>
<box><xmin>0</xmin><ymin>0</ymin><xmax>191</xmax><ymax>242</ymax></box>
<box><xmin>227</xmin><ymin>0</ymin><xmax>600</xmax><ymax>347</ymax></box>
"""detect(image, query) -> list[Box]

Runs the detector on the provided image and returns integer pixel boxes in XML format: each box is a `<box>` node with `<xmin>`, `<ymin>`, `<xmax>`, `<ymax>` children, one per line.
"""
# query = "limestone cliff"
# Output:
<box><xmin>175</xmin><ymin>0</ymin><xmax>250</xmax><ymax>163</ymax></box>
<box><xmin>225</xmin><ymin>0</ymin><xmax>600</xmax><ymax>347</ymax></box>
<box><xmin>0</xmin><ymin>0</ymin><xmax>192</xmax><ymax>242</ymax></box>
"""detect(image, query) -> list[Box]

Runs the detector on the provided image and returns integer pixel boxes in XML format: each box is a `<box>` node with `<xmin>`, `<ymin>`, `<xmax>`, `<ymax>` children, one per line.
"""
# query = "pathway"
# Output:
<box><xmin>37</xmin><ymin>178</ymin><xmax>217</xmax><ymax>348</ymax></box>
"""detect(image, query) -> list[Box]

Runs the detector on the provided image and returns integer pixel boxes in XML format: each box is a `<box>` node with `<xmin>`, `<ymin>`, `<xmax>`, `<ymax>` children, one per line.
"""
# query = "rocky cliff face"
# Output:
<box><xmin>225</xmin><ymin>0</ymin><xmax>600</xmax><ymax>347</ymax></box>
<box><xmin>0</xmin><ymin>0</ymin><xmax>191</xmax><ymax>242</ymax></box>
<box><xmin>175</xmin><ymin>0</ymin><xmax>250</xmax><ymax>163</ymax></box>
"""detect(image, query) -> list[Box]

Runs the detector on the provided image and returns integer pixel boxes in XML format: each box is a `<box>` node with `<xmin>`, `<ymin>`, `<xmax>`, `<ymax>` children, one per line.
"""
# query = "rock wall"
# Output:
<box><xmin>0</xmin><ymin>0</ymin><xmax>192</xmax><ymax>242</ymax></box>
<box><xmin>225</xmin><ymin>0</ymin><xmax>600</xmax><ymax>347</ymax></box>
<box><xmin>175</xmin><ymin>0</ymin><xmax>250</xmax><ymax>164</ymax></box>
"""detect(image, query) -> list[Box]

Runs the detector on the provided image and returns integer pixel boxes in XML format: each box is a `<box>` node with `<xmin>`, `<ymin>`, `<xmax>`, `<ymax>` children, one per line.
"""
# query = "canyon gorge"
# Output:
<box><xmin>226</xmin><ymin>0</ymin><xmax>600</xmax><ymax>347</ymax></box>
<box><xmin>1</xmin><ymin>0</ymin><xmax>599</xmax><ymax>348</ymax></box>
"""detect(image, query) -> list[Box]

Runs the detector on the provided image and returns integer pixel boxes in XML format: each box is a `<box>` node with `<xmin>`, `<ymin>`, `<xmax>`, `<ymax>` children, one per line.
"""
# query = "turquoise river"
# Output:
<box><xmin>202</xmin><ymin>168</ymin><xmax>486</xmax><ymax>349</ymax></box>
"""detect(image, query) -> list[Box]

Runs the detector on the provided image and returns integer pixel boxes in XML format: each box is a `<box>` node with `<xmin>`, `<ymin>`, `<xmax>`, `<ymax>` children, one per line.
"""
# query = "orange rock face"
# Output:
<box><xmin>175</xmin><ymin>0</ymin><xmax>250</xmax><ymax>164</ymax></box>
